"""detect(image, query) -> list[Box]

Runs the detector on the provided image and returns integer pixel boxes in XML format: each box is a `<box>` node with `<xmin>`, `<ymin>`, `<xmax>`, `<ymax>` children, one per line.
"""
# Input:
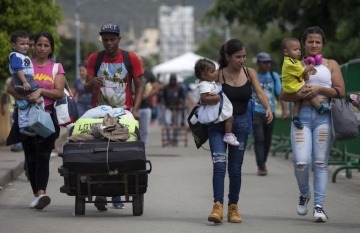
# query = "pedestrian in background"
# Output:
<box><xmin>252</xmin><ymin>52</ymin><xmax>288</xmax><ymax>176</ymax></box>
<box><xmin>139</xmin><ymin>57</ymin><xmax>159</xmax><ymax>148</ymax></box>
<box><xmin>28</xmin><ymin>34</ymin><xmax>37</xmax><ymax>59</ymax></box>
<box><xmin>72</xmin><ymin>61</ymin><xmax>93</xmax><ymax>117</ymax></box>
<box><xmin>1</xmin><ymin>77</ymin><xmax>23</xmax><ymax>152</ymax></box>
<box><xmin>280</xmin><ymin>26</ymin><xmax>345</xmax><ymax>223</ymax></box>
<box><xmin>162</xmin><ymin>74</ymin><xmax>185</xmax><ymax>146</ymax></box>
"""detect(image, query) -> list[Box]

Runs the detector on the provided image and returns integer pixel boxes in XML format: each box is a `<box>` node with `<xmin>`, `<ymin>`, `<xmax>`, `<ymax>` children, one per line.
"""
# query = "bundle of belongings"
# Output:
<box><xmin>68</xmin><ymin>105</ymin><xmax>140</xmax><ymax>142</ymax></box>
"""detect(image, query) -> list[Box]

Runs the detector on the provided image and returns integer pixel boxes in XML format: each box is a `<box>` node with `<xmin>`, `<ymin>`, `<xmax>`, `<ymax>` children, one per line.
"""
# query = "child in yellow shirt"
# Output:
<box><xmin>281</xmin><ymin>37</ymin><xmax>329</xmax><ymax>129</ymax></box>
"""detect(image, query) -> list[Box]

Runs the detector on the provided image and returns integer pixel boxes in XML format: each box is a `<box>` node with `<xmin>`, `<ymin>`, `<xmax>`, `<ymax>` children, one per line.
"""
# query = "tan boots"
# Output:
<box><xmin>208</xmin><ymin>202</ymin><xmax>242</xmax><ymax>223</ymax></box>
<box><xmin>228</xmin><ymin>204</ymin><xmax>242</xmax><ymax>223</ymax></box>
<box><xmin>208</xmin><ymin>202</ymin><xmax>223</xmax><ymax>223</ymax></box>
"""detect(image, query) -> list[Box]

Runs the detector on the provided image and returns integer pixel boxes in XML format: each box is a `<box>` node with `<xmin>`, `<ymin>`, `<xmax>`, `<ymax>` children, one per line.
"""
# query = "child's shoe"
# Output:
<box><xmin>316</xmin><ymin>104</ymin><xmax>330</xmax><ymax>114</ymax></box>
<box><xmin>292</xmin><ymin>117</ymin><xmax>304</xmax><ymax>129</ymax></box>
<box><xmin>20</xmin><ymin>127</ymin><xmax>37</xmax><ymax>137</ymax></box>
<box><xmin>223</xmin><ymin>133</ymin><xmax>240</xmax><ymax>146</ymax></box>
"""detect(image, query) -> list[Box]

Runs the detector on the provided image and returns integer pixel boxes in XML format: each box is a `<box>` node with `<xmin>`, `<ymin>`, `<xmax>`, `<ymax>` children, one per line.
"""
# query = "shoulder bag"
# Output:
<box><xmin>330</xmin><ymin>88</ymin><xmax>358</xmax><ymax>141</ymax></box>
<box><xmin>243</xmin><ymin>67</ymin><xmax>254</xmax><ymax>134</ymax></box>
<box><xmin>53</xmin><ymin>63</ymin><xmax>79</xmax><ymax>126</ymax></box>
<box><xmin>29</xmin><ymin>103</ymin><xmax>55</xmax><ymax>138</ymax></box>
<box><xmin>187</xmin><ymin>105</ymin><xmax>209</xmax><ymax>149</ymax></box>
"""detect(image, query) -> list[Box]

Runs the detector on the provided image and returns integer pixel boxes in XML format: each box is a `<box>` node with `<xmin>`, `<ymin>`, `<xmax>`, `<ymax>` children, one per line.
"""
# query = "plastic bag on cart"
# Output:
<box><xmin>80</xmin><ymin>105</ymin><xmax>126</xmax><ymax>118</ymax></box>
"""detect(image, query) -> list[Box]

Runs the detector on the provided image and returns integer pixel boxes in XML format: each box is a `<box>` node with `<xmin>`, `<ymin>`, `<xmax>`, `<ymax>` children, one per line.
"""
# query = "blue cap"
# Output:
<box><xmin>99</xmin><ymin>23</ymin><xmax>120</xmax><ymax>36</ymax></box>
<box><xmin>256</xmin><ymin>52</ymin><xmax>272</xmax><ymax>62</ymax></box>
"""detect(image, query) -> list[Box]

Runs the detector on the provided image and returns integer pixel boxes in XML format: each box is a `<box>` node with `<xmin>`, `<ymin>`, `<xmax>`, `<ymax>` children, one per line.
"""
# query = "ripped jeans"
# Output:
<box><xmin>290</xmin><ymin>103</ymin><xmax>333</xmax><ymax>207</ymax></box>
<box><xmin>208</xmin><ymin>113</ymin><xmax>249</xmax><ymax>205</ymax></box>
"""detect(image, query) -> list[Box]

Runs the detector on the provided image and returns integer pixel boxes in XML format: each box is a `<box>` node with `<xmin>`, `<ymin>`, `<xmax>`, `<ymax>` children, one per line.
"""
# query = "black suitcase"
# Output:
<box><xmin>61</xmin><ymin>140</ymin><xmax>146</xmax><ymax>173</ymax></box>
<box><xmin>59</xmin><ymin>140</ymin><xmax>151</xmax><ymax>197</ymax></box>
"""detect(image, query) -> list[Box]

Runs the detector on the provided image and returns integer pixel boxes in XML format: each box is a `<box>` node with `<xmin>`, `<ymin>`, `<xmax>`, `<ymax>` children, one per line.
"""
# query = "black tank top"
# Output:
<box><xmin>222</xmin><ymin>67</ymin><xmax>252</xmax><ymax>115</ymax></box>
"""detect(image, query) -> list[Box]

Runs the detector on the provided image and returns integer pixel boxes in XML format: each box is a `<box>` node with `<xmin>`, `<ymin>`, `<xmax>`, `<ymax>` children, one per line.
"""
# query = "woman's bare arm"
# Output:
<box><xmin>27</xmin><ymin>73</ymin><xmax>65</xmax><ymax>102</ymax></box>
<box><xmin>280</xmin><ymin>59</ymin><xmax>344</xmax><ymax>102</ymax></box>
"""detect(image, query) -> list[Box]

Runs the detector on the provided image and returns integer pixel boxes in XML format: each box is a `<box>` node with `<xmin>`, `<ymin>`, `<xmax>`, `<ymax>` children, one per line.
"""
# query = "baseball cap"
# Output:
<box><xmin>256</xmin><ymin>52</ymin><xmax>272</xmax><ymax>62</ymax></box>
<box><xmin>99</xmin><ymin>23</ymin><xmax>120</xmax><ymax>36</ymax></box>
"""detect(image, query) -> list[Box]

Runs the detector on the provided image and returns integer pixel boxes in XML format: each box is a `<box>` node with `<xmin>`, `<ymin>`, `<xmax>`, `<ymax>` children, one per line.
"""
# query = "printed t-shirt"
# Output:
<box><xmin>33</xmin><ymin>61</ymin><xmax>65</xmax><ymax>111</ymax></box>
<box><xmin>87</xmin><ymin>50</ymin><xmax>144</xmax><ymax>109</ymax></box>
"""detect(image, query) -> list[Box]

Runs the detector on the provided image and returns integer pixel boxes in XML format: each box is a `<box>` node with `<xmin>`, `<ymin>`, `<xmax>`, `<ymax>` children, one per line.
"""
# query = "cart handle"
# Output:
<box><xmin>146</xmin><ymin>160</ymin><xmax>152</xmax><ymax>174</ymax></box>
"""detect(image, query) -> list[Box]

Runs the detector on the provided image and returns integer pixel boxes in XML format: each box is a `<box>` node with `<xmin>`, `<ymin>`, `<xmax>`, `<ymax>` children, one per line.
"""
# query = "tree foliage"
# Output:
<box><xmin>56</xmin><ymin>37</ymin><xmax>99</xmax><ymax>83</ymax></box>
<box><xmin>204</xmin><ymin>0</ymin><xmax>360</xmax><ymax>64</ymax></box>
<box><xmin>0</xmin><ymin>0</ymin><xmax>63</xmax><ymax>87</ymax></box>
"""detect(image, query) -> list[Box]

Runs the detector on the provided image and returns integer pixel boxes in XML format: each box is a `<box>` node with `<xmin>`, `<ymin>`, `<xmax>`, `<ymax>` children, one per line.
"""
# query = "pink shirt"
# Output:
<box><xmin>33</xmin><ymin>61</ymin><xmax>65</xmax><ymax>110</ymax></box>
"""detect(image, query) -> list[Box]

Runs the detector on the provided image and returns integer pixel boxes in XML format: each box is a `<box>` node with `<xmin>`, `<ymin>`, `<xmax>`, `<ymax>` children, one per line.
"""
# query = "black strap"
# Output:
<box><xmin>94</xmin><ymin>50</ymin><xmax>132</xmax><ymax>79</ymax></box>
<box><xmin>269</xmin><ymin>71</ymin><xmax>280</xmax><ymax>98</ymax></box>
<box><xmin>122</xmin><ymin>50</ymin><xmax>132</xmax><ymax>79</ymax></box>
<box><xmin>243</xmin><ymin>67</ymin><xmax>250</xmax><ymax>82</ymax></box>
<box><xmin>94</xmin><ymin>50</ymin><xmax>105</xmax><ymax>75</ymax></box>
<box><xmin>269</xmin><ymin>71</ymin><xmax>275</xmax><ymax>84</ymax></box>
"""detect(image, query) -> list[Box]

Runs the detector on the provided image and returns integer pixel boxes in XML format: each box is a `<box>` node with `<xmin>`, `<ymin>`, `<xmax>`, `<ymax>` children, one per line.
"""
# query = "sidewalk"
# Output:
<box><xmin>0</xmin><ymin>145</ymin><xmax>25</xmax><ymax>188</ymax></box>
<box><xmin>0</xmin><ymin>127</ymin><xmax>67</xmax><ymax>188</ymax></box>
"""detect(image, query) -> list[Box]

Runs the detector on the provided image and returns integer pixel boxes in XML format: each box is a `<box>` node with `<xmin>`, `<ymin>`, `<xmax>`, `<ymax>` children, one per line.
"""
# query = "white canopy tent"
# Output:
<box><xmin>152</xmin><ymin>52</ymin><xmax>219</xmax><ymax>83</ymax></box>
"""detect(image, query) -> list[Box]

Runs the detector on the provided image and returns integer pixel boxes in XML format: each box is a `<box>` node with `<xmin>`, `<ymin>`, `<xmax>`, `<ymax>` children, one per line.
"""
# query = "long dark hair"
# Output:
<box><xmin>301</xmin><ymin>26</ymin><xmax>326</xmax><ymax>45</ymax></box>
<box><xmin>35</xmin><ymin>31</ymin><xmax>55</xmax><ymax>58</ymax></box>
<box><xmin>218</xmin><ymin>39</ymin><xmax>244</xmax><ymax>69</ymax></box>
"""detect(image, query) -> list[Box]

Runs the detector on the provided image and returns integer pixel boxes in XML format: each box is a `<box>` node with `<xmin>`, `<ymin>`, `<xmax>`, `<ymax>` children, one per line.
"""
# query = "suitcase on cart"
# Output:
<box><xmin>58</xmin><ymin>140</ymin><xmax>152</xmax><ymax>216</ymax></box>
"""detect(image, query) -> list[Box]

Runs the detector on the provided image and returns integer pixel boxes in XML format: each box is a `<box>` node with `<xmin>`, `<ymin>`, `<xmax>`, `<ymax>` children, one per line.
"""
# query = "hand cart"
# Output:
<box><xmin>58</xmin><ymin>140</ymin><xmax>152</xmax><ymax>216</ymax></box>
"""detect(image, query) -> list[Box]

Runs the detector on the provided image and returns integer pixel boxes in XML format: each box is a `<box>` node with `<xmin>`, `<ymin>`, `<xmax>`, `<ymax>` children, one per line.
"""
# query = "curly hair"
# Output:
<box><xmin>194</xmin><ymin>58</ymin><xmax>215</xmax><ymax>80</ymax></box>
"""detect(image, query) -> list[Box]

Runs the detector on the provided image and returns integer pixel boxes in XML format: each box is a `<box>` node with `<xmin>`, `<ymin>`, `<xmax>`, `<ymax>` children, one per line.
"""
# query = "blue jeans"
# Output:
<box><xmin>139</xmin><ymin>107</ymin><xmax>152</xmax><ymax>148</ymax></box>
<box><xmin>290</xmin><ymin>103</ymin><xmax>333</xmax><ymax>207</ymax></box>
<box><xmin>208</xmin><ymin>113</ymin><xmax>249</xmax><ymax>205</ymax></box>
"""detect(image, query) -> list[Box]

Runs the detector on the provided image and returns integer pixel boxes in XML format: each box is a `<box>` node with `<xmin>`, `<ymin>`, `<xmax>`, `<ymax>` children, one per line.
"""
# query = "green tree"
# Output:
<box><xmin>0</xmin><ymin>0</ymin><xmax>62</xmax><ymax>89</ymax></box>
<box><xmin>204</xmin><ymin>0</ymin><xmax>360</xmax><ymax>64</ymax></box>
<box><xmin>56</xmin><ymin>37</ymin><xmax>98</xmax><ymax>85</ymax></box>
<box><xmin>196</xmin><ymin>21</ymin><xmax>285</xmax><ymax>72</ymax></box>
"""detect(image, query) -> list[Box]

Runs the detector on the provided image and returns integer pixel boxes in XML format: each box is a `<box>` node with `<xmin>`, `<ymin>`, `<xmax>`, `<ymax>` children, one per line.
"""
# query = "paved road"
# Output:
<box><xmin>0</xmin><ymin>124</ymin><xmax>359</xmax><ymax>233</ymax></box>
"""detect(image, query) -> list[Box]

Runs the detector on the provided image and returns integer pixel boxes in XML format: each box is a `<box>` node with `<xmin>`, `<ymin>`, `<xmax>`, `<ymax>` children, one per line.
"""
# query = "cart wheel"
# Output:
<box><xmin>75</xmin><ymin>197</ymin><xmax>86</xmax><ymax>215</ymax></box>
<box><xmin>132</xmin><ymin>194</ymin><xmax>144</xmax><ymax>216</ymax></box>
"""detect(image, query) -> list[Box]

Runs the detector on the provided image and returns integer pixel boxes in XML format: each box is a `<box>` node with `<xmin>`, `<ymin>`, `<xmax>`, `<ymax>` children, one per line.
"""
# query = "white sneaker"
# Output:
<box><xmin>223</xmin><ymin>133</ymin><xmax>240</xmax><ymax>146</ymax></box>
<box><xmin>28</xmin><ymin>196</ymin><xmax>40</xmax><ymax>208</ymax></box>
<box><xmin>34</xmin><ymin>194</ymin><xmax>51</xmax><ymax>210</ymax></box>
<box><xmin>313</xmin><ymin>205</ymin><xmax>328</xmax><ymax>222</ymax></box>
<box><xmin>296</xmin><ymin>194</ymin><xmax>311</xmax><ymax>215</ymax></box>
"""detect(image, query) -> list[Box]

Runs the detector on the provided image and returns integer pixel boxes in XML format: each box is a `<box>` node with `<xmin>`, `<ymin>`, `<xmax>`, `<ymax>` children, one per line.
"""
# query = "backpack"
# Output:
<box><xmin>269</xmin><ymin>71</ymin><xmax>280</xmax><ymax>100</ymax></box>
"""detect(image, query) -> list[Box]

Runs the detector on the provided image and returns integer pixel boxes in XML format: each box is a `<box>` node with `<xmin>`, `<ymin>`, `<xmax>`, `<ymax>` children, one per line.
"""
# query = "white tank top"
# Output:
<box><xmin>306</xmin><ymin>64</ymin><xmax>332</xmax><ymax>99</ymax></box>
